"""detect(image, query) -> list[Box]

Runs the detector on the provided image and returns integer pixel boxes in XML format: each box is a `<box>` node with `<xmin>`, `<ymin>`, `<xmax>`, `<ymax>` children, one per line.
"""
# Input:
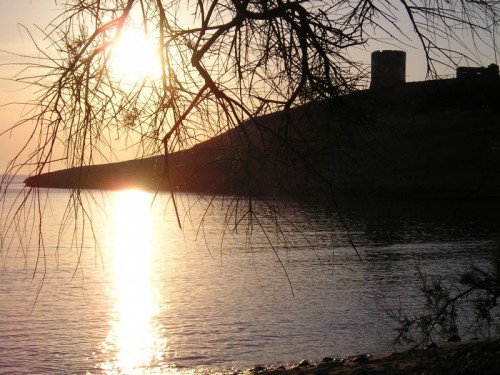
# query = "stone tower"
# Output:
<box><xmin>370</xmin><ymin>50</ymin><xmax>406</xmax><ymax>89</ymax></box>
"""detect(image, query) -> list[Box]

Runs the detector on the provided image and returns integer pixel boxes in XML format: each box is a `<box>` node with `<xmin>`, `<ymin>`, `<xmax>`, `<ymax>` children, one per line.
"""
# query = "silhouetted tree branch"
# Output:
<box><xmin>1</xmin><ymin>0</ymin><xmax>499</xmax><ymax>279</ymax></box>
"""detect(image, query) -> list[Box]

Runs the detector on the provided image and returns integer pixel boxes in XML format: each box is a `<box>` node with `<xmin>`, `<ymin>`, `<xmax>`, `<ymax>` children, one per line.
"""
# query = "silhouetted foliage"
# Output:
<box><xmin>1</xmin><ymin>1</ymin><xmax>499</xmax><ymax>280</ymax></box>
<box><xmin>388</xmin><ymin>246</ymin><xmax>500</xmax><ymax>347</ymax></box>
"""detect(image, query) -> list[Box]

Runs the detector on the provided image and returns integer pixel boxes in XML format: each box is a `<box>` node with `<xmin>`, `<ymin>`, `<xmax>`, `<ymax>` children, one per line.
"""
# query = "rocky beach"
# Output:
<box><xmin>243</xmin><ymin>338</ymin><xmax>500</xmax><ymax>375</ymax></box>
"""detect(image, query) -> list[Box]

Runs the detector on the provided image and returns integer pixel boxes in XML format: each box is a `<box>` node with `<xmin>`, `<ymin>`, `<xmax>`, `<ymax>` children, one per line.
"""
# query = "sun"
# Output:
<box><xmin>108</xmin><ymin>27</ymin><xmax>162</xmax><ymax>82</ymax></box>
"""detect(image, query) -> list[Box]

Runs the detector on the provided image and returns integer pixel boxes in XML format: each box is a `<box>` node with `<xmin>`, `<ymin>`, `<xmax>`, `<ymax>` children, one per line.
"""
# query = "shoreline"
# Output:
<box><xmin>241</xmin><ymin>338</ymin><xmax>500</xmax><ymax>374</ymax></box>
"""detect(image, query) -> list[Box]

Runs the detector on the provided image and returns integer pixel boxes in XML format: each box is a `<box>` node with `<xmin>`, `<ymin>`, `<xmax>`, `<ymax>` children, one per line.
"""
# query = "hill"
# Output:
<box><xmin>24</xmin><ymin>77</ymin><xmax>500</xmax><ymax>200</ymax></box>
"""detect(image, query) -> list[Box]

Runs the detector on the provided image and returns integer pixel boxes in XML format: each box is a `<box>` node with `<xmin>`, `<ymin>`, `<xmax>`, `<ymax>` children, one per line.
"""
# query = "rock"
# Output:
<box><xmin>447</xmin><ymin>334</ymin><xmax>462</xmax><ymax>342</ymax></box>
<box><xmin>298</xmin><ymin>359</ymin><xmax>310</xmax><ymax>367</ymax></box>
<box><xmin>250</xmin><ymin>365</ymin><xmax>266</xmax><ymax>372</ymax></box>
<box><xmin>321</xmin><ymin>356</ymin><xmax>333</xmax><ymax>363</ymax></box>
<box><xmin>351</xmin><ymin>354</ymin><xmax>369</xmax><ymax>363</ymax></box>
<box><xmin>424</xmin><ymin>342</ymin><xmax>438</xmax><ymax>349</ymax></box>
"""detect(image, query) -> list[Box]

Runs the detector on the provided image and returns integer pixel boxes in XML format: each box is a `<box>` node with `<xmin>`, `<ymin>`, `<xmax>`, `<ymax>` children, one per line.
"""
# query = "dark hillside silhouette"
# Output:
<box><xmin>25</xmin><ymin>77</ymin><xmax>500</xmax><ymax>200</ymax></box>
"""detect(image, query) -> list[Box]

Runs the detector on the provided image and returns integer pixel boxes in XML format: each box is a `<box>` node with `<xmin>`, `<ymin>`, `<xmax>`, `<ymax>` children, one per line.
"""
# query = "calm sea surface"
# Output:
<box><xmin>1</xmin><ymin>175</ymin><xmax>499</xmax><ymax>374</ymax></box>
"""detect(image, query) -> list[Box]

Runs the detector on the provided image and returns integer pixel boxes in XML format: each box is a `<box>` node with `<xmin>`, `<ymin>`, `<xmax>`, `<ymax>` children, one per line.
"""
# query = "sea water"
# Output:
<box><xmin>1</xmin><ymin>175</ymin><xmax>499</xmax><ymax>374</ymax></box>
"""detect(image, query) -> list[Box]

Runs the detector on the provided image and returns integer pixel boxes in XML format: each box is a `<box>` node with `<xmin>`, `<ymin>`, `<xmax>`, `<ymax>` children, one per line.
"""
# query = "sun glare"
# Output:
<box><xmin>108</xmin><ymin>27</ymin><xmax>162</xmax><ymax>82</ymax></box>
<box><xmin>100</xmin><ymin>189</ymin><xmax>168</xmax><ymax>374</ymax></box>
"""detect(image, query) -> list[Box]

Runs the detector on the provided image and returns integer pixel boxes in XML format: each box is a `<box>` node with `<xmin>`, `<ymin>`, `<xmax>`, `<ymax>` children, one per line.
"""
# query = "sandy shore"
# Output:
<box><xmin>243</xmin><ymin>338</ymin><xmax>500</xmax><ymax>375</ymax></box>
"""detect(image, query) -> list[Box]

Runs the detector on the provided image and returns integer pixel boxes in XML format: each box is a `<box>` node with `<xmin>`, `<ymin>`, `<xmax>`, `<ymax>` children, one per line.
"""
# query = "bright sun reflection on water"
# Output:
<box><xmin>100</xmin><ymin>189</ymin><xmax>169</xmax><ymax>374</ymax></box>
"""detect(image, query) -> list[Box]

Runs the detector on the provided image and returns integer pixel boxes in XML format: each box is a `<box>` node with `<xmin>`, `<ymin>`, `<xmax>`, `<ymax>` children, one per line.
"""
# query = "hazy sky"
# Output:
<box><xmin>0</xmin><ymin>1</ymin><xmax>495</xmax><ymax>173</ymax></box>
<box><xmin>0</xmin><ymin>1</ymin><xmax>60</xmax><ymax>173</ymax></box>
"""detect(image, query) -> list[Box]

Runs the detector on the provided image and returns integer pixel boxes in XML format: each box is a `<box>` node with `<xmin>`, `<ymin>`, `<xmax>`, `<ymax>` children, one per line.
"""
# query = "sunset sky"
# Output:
<box><xmin>0</xmin><ymin>1</ymin><xmax>496</xmax><ymax>173</ymax></box>
<box><xmin>0</xmin><ymin>1</ymin><xmax>59</xmax><ymax>173</ymax></box>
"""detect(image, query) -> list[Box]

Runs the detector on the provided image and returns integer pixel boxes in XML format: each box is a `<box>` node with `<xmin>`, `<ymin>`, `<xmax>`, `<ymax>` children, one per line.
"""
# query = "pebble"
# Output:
<box><xmin>298</xmin><ymin>359</ymin><xmax>310</xmax><ymax>367</ymax></box>
<box><xmin>250</xmin><ymin>365</ymin><xmax>266</xmax><ymax>372</ymax></box>
<box><xmin>351</xmin><ymin>354</ymin><xmax>369</xmax><ymax>363</ymax></box>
